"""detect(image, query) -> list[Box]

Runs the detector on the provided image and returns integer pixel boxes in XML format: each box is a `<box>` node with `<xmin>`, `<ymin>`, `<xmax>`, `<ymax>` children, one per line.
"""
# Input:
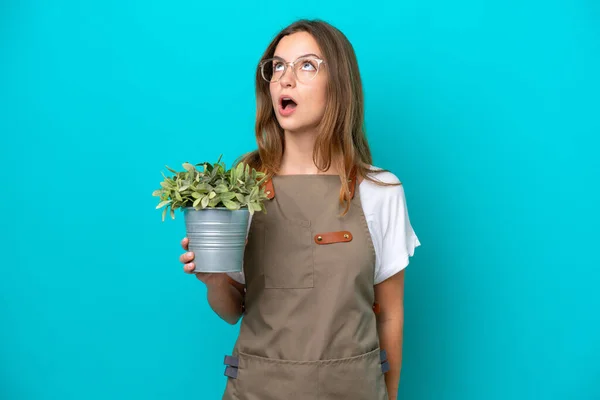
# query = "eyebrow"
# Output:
<box><xmin>272</xmin><ymin>53</ymin><xmax>322</xmax><ymax>61</ymax></box>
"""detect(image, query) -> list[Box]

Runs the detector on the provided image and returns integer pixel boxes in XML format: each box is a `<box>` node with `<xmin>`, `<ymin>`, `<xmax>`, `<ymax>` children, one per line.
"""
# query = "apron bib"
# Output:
<box><xmin>222</xmin><ymin>174</ymin><xmax>389</xmax><ymax>400</ymax></box>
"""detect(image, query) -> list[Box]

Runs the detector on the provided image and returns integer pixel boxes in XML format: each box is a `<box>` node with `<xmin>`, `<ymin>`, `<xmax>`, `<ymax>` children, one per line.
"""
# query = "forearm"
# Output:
<box><xmin>206</xmin><ymin>275</ymin><xmax>245</xmax><ymax>325</ymax></box>
<box><xmin>377</xmin><ymin>310</ymin><xmax>404</xmax><ymax>400</ymax></box>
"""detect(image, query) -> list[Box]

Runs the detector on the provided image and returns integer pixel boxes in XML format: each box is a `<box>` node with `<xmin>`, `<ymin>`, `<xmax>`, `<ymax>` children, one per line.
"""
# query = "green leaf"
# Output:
<box><xmin>208</xmin><ymin>197</ymin><xmax>220</xmax><ymax>208</ymax></box>
<box><xmin>179</xmin><ymin>185</ymin><xmax>190</xmax><ymax>192</ymax></box>
<box><xmin>170</xmin><ymin>207</ymin><xmax>175</xmax><ymax>219</ymax></box>
<box><xmin>214</xmin><ymin>184</ymin><xmax>228</xmax><ymax>193</ymax></box>
<box><xmin>209</xmin><ymin>191</ymin><xmax>217</xmax><ymax>199</ymax></box>
<box><xmin>221</xmin><ymin>192</ymin><xmax>236</xmax><ymax>201</ymax></box>
<box><xmin>193</xmin><ymin>197</ymin><xmax>201</xmax><ymax>207</ymax></box>
<box><xmin>201</xmin><ymin>195</ymin><xmax>210</xmax><ymax>208</ymax></box>
<box><xmin>222</xmin><ymin>199</ymin><xmax>239</xmax><ymax>210</ymax></box>
<box><xmin>156</xmin><ymin>200</ymin><xmax>172</xmax><ymax>209</ymax></box>
<box><xmin>162</xmin><ymin>206</ymin><xmax>168</xmax><ymax>221</ymax></box>
<box><xmin>235</xmin><ymin>193</ymin><xmax>245</xmax><ymax>203</ymax></box>
<box><xmin>183</xmin><ymin>162</ymin><xmax>196</xmax><ymax>172</ymax></box>
<box><xmin>236</xmin><ymin>162</ymin><xmax>244</xmax><ymax>180</ymax></box>
<box><xmin>165</xmin><ymin>165</ymin><xmax>177</xmax><ymax>174</ymax></box>
<box><xmin>175</xmin><ymin>191</ymin><xmax>182</xmax><ymax>202</ymax></box>
<box><xmin>192</xmin><ymin>192</ymin><xmax>201</xmax><ymax>199</ymax></box>
<box><xmin>152</xmin><ymin>189</ymin><xmax>162</xmax><ymax>197</ymax></box>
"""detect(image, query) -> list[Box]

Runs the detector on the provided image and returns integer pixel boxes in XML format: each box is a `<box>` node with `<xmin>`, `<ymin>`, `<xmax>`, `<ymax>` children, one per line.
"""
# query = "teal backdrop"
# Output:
<box><xmin>1</xmin><ymin>1</ymin><xmax>599</xmax><ymax>399</ymax></box>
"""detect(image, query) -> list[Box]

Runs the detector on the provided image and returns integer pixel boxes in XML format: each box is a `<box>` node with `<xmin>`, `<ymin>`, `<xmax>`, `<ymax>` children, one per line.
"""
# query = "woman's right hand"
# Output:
<box><xmin>180</xmin><ymin>237</ymin><xmax>222</xmax><ymax>287</ymax></box>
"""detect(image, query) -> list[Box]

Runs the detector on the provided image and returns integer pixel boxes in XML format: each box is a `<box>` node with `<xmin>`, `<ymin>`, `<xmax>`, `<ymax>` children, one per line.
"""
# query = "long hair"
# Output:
<box><xmin>235</xmin><ymin>19</ymin><xmax>400</xmax><ymax>215</ymax></box>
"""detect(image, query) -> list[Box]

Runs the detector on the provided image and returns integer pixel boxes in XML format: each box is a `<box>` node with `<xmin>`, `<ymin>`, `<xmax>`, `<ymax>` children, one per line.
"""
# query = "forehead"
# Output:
<box><xmin>273</xmin><ymin>31</ymin><xmax>323</xmax><ymax>61</ymax></box>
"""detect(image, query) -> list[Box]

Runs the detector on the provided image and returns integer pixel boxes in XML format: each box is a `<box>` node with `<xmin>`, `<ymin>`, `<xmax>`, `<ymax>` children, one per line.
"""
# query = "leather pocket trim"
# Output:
<box><xmin>314</xmin><ymin>231</ymin><xmax>353</xmax><ymax>245</ymax></box>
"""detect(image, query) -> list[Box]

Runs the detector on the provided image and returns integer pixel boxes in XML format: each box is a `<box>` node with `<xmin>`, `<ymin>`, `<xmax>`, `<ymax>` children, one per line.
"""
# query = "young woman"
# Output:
<box><xmin>179</xmin><ymin>19</ymin><xmax>420</xmax><ymax>400</ymax></box>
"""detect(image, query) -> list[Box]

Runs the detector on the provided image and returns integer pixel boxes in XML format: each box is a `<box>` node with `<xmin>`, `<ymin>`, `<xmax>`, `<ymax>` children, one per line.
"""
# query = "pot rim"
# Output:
<box><xmin>182</xmin><ymin>206</ymin><xmax>249</xmax><ymax>211</ymax></box>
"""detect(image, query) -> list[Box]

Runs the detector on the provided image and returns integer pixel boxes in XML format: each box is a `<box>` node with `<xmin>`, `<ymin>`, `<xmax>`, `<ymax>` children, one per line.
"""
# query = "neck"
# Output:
<box><xmin>279</xmin><ymin>129</ymin><xmax>340</xmax><ymax>175</ymax></box>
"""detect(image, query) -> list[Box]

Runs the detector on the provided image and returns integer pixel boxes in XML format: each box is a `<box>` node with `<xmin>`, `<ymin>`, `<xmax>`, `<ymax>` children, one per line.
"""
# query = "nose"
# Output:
<box><xmin>278</xmin><ymin>64</ymin><xmax>296</xmax><ymax>88</ymax></box>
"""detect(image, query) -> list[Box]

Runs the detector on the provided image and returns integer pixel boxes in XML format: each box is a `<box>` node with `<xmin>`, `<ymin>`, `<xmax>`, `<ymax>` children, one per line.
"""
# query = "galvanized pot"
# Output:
<box><xmin>183</xmin><ymin>207</ymin><xmax>250</xmax><ymax>273</ymax></box>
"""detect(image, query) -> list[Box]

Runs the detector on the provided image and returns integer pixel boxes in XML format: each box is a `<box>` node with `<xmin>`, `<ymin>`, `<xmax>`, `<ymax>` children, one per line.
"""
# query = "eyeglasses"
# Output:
<box><xmin>259</xmin><ymin>55</ymin><xmax>326</xmax><ymax>84</ymax></box>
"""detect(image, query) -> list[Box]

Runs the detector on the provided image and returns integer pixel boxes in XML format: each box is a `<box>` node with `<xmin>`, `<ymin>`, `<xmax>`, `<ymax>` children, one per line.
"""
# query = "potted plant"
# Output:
<box><xmin>152</xmin><ymin>155</ymin><xmax>269</xmax><ymax>273</ymax></box>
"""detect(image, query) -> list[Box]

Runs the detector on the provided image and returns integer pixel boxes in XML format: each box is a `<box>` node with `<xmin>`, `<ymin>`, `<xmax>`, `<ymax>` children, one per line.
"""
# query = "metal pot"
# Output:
<box><xmin>183</xmin><ymin>207</ymin><xmax>250</xmax><ymax>273</ymax></box>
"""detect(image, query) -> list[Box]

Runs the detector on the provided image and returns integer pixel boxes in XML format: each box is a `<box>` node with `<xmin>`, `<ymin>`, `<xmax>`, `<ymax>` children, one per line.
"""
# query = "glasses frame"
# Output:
<box><xmin>259</xmin><ymin>55</ymin><xmax>326</xmax><ymax>83</ymax></box>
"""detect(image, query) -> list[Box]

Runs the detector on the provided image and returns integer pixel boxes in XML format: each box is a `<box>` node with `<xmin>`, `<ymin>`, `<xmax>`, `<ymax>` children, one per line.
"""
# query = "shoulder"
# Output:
<box><xmin>359</xmin><ymin>165</ymin><xmax>405</xmax><ymax>202</ymax></box>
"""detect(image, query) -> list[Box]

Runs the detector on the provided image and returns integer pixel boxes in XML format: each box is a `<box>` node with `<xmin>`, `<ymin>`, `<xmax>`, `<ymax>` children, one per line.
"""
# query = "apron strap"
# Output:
<box><xmin>372</xmin><ymin>302</ymin><xmax>381</xmax><ymax>315</ymax></box>
<box><xmin>223</xmin><ymin>355</ymin><xmax>239</xmax><ymax>379</ymax></box>
<box><xmin>263</xmin><ymin>177</ymin><xmax>275</xmax><ymax>199</ymax></box>
<box><xmin>224</xmin><ymin>355</ymin><xmax>239</xmax><ymax>367</ymax></box>
<box><xmin>380</xmin><ymin>349</ymin><xmax>390</xmax><ymax>374</ymax></box>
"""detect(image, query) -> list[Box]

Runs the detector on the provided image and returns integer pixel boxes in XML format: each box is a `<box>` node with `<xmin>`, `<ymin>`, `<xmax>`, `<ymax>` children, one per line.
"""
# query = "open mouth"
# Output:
<box><xmin>281</xmin><ymin>97</ymin><xmax>297</xmax><ymax>110</ymax></box>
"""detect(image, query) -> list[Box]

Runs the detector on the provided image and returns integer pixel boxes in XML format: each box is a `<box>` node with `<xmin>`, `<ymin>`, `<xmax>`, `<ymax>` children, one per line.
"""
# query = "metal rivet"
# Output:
<box><xmin>266</xmin><ymin>191</ymin><xmax>271</xmax><ymax>195</ymax></box>
<box><xmin>344</xmin><ymin>234</ymin><xmax>349</xmax><ymax>239</ymax></box>
<box><xmin>317</xmin><ymin>236</ymin><xmax>323</xmax><ymax>241</ymax></box>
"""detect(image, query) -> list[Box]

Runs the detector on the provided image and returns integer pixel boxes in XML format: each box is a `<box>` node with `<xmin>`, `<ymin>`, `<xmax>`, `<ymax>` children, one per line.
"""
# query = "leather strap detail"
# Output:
<box><xmin>224</xmin><ymin>365</ymin><xmax>238</xmax><ymax>379</ymax></box>
<box><xmin>372</xmin><ymin>302</ymin><xmax>381</xmax><ymax>314</ymax></box>
<box><xmin>223</xmin><ymin>355</ymin><xmax>240</xmax><ymax>379</ymax></box>
<box><xmin>263</xmin><ymin>178</ymin><xmax>275</xmax><ymax>200</ymax></box>
<box><xmin>314</xmin><ymin>231</ymin><xmax>353</xmax><ymax>245</ymax></box>
<box><xmin>381</xmin><ymin>360</ymin><xmax>391</xmax><ymax>374</ymax></box>
<box><xmin>379</xmin><ymin>349</ymin><xmax>387</xmax><ymax>363</ymax></box>
<box><xmin>224</xmin><ymin>355</ymin><xmax>239</xmax><ymax>367</ymax></box>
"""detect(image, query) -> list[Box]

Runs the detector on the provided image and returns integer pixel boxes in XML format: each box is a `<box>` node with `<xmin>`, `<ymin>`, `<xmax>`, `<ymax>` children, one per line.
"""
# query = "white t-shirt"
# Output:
<box><xmin>227</xmin><ymin>166</ymin><xmax>421</xmax><ymax>285</ymax></box>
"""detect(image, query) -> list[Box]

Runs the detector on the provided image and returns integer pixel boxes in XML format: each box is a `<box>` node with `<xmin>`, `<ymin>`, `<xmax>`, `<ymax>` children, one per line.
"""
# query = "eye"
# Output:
<box><xmin>273</xmin><ymin>62</ymin><xmax>285</xmax><ymax>72</ymax></box>
<box><xmin>300</xmin><ymin>60</ymin><xmax>317</xmax><ymax>71</ymax></box>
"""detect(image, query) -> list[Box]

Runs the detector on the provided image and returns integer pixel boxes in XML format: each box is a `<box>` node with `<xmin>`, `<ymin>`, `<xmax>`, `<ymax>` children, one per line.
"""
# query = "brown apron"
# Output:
<box><xmin>222</xmin><ymin>173</ymin><xmax>390</xmax><ymax>400</ymax></box>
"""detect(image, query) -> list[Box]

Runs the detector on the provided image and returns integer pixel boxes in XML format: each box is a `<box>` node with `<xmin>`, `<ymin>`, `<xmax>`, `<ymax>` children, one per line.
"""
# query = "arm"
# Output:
<box><xmin>181</xmin><ymin>238</ymin><xmax>246</xmax><ymax>325</ymax></box>
<box><xmin>204</xmin><ymin>274</ymin><xmax>246</xmax><ymax>325</ymax></box>
<box><xmin>375</xmin><ymin>269</ymin><xmax>405</xmax><ymax>400</ymax></box>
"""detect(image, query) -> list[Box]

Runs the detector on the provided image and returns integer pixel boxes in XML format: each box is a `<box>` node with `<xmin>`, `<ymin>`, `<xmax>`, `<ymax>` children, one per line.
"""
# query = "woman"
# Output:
<box><xmin>179</xmin><ymin>19</ymin><xmax>420</xmax><ymax>400</ymax></box>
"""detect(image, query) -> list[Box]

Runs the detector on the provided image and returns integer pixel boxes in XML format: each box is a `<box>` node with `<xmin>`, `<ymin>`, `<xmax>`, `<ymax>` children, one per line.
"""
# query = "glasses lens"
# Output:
<box><xmin>261</xmin><ymin>59</ymin><xmax>286</xmax><ymax>82</ymax></box>
<box><xmin>294</xmin><ymin>57</ymin><xmax>319</xmax><ymax>83</ymax></box>
<box><xmin>260</xmin><ymin>57</ymin><xmax>321</xmax><ymax>83</ymax></box>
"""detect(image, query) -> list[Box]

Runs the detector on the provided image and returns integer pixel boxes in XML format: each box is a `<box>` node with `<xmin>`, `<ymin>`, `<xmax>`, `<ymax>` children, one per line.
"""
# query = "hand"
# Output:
<box><xmin>180</xmin><ymin>237</ymin><xmax>222</xmax><ymax>286</ymax></box>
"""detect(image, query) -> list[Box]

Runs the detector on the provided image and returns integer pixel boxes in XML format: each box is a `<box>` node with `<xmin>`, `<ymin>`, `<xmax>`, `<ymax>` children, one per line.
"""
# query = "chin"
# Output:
<box><xmin>277</xmin><ymin>118</ymin><xmax>320</xmax><ymax>134</ymax></box>
<box><xmin>275</xmin><ymin>118</ymin><xmax>300</xmax><ymax>132</ymax></box>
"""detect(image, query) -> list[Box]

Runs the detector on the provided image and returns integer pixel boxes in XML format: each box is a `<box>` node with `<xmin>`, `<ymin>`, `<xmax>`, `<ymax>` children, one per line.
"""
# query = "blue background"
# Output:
<box><xmin>1</xmin><ymin>1</ymin><xmax>599</xmax><ymax>399</ymax></box>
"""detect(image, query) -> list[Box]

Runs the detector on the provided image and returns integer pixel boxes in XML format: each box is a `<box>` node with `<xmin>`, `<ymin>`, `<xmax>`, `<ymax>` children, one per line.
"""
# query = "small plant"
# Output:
<box><xmin>152</xmin><ymin>155</ymin><xmax>269</xmax><ymax>221</ymax></box>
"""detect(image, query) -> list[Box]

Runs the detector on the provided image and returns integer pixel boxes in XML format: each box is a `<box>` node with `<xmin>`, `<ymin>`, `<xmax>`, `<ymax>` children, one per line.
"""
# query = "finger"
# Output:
<box><xmin>179</xmin><ymin>251</ymin><xmax>195</xmax><ymax>264</ymax></box>
<box><xmin>183</xmin><ymin>262</ymin><xmax>195</xmax><ymax>273</ymax></box>
<box><xmin>181</xmin><ymin>237</ymin><xmax>189</xmax><ymax>251</ymax></box>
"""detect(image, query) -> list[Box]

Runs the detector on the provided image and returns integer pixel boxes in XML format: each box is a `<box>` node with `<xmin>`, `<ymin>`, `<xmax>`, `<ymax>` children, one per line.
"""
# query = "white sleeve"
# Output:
<box><xmin>373</xmin><ymin>177</ymin><xmax>421</xmax><ymax>285</ymax></box>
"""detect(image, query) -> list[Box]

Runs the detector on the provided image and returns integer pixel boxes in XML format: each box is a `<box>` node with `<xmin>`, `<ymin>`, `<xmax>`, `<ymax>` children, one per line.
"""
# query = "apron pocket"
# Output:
<box><xmin>236</xmin><ymin>351</ymin><xmax>319</xmax><ymax>400</ymax></box>
<box><xmin>317</xmin><ymin>348</ymin><xmax>388</xmax><ymax>400</ymax></box>
<box><xmin>263</xmin><ymin>219</ymin><xmax>314</xmax><ymax>289</ymax></box>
